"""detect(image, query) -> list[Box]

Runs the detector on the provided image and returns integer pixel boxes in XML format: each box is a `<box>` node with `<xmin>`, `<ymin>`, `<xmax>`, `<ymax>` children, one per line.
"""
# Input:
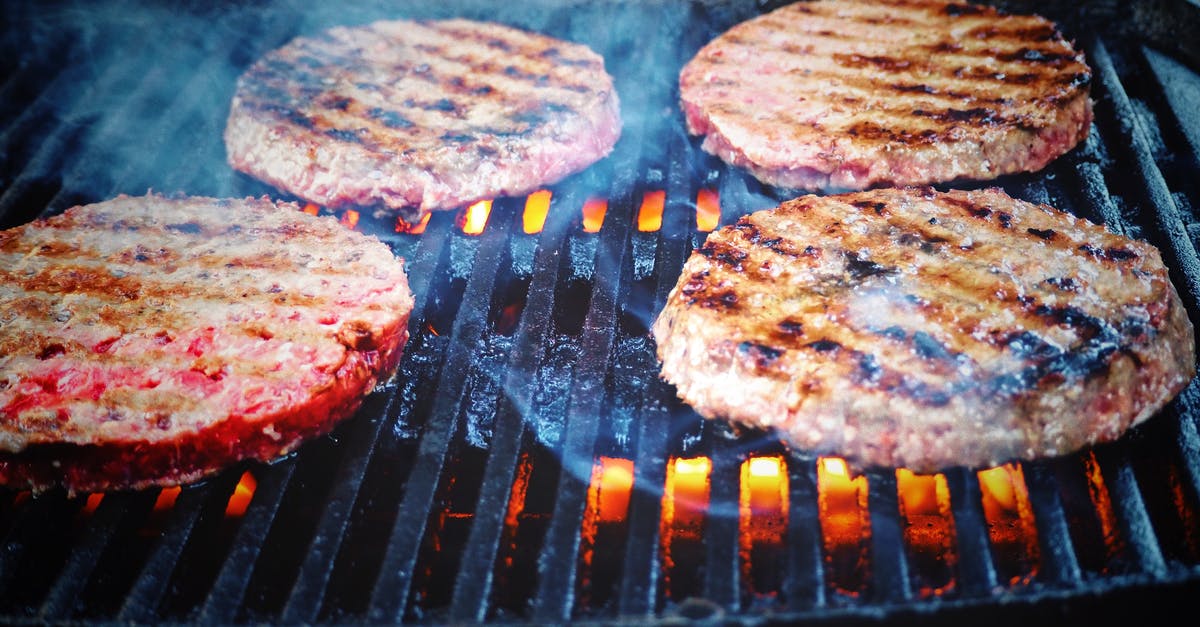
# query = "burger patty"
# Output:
<box><xmin>225</xmin><ymin>18</ymin><xmax>622</xmax><ymax>223</ymax></box>
<box><xmin>0</xmin><ymin>194</ymin><xmax>414</xmax><ymax>494</ymax></box>
<box><xmin>652</xmin><ymin>187</ymin><xmax>1195</xmax><ymax>472</ymax></box>
<box><xmin>678</xmin><ymin>0</ymin><xmax>1093</xmax><ymax>191</ymax></box>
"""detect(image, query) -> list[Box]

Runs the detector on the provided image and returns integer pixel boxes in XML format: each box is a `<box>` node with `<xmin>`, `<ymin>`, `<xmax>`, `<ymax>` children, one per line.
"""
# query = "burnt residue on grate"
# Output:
<box><xmin>2</xmin><ymin>0</ymin><xmax>1200</xmax><ymax>624</ymax></box>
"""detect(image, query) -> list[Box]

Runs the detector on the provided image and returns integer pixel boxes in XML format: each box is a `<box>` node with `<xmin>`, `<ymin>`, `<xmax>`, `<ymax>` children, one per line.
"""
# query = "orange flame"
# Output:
<box><xmin>155</xmin><ymin>486</ymin><xmax>182</xmax><ymax>513</ymax></box>
<box><xmin>593</xmin><ymin>457</ymin><xmax>634</xmax><ymax>524</ymax></box>
<box><xmin>740</xmin><ymin>456</ymin><xmax>789</xmax><ymax>596</ymax></box>
<box><xmin>339</xmin><ymin>209</ymin><xmax>360</xmax><ymax>229</ymax></box>
<box><xmin>978</xmin><ymin>463</ymin><xmax>1039</xmax><ymax>585</ymax></box>
<box><xmin>817</xmin><ymin>456</ymin><xmax>870</xmax><ymax>596</ymax></box>
<box><xmin>501</xmin><ymin>453</ymin><xmax>534</xmax><ymax>570</ymax></box>
<box><xmin>696</xmin><ymin>188</ymin><xmax>720</xmax><ymax>232</ymax></box>
<box><xmin>224</xmin><ymin>471</ymin><xmax>257</xmax><ymax>518</ymax></box>
<box><xmin>637</xmin><ymin>190</ymin><xmax>665</xmax><ymax>232</ymax></box>
<box><xmin>523</xmin><ymin>190</ymin><xmax>552</xmax><ymax>234</ymax></box>
<box><xmin>302</xmin><ymin>203</ymin><xmax>320</xmax><ymax>216</ymax></box>
<box><xmin>582</xmin><ymin>198</ymin><xmax>607</xmax><ymax>233</ymax></box>
<box><xmin>896</xmin><ymin>469</ymin><xmax>957</xmax><ymax>597</ymax></box>
<box><xmin>1083</xmin><ymin>451</ymin><xmax>1120</xmax><ymax>562</ymax></box>
<box><xmin>461</xmin><ymin>200</ymin><xmax>492</xmax><ymax>235</ymax></box>
<box><xmin>396</xmin><ymin>213</ymin><xmax>432</xmax><ymax>235</ymax></box>
<box><xmin>660</xmin><ymin>456</ymin><xmax>711</xmax><ymax>599</ymax></box>
<box><xmin>81</xmin><ymin>492</ymin><xmax>104</xmax><ymax>516</ymax></box>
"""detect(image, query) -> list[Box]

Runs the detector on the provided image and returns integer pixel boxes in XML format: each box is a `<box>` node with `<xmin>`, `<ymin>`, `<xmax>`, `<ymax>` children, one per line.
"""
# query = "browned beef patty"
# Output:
<box><xmin>652</xmin><ymin>187</ymin><xmax>1195</xmax><ymax>472</ymax></box>
<box><xmin>225</xmin><ymin>18</ymin><xmax>621</xmax><ymax>223</ymax></box>
<box><xmin>0</xmin><ymin>195</ymin><xmax>414</xmax><ymax>494</ymax></box>
<box><xmin>679</xmin><ymin>0</ymin><xmax>1092</xmax><ymax>191</ymax></box>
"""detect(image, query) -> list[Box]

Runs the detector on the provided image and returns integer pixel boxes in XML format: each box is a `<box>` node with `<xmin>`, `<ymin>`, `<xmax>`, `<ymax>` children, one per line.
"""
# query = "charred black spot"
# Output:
<box><xmin>912</xmin><ymin>331</ymin><xmax>953</xmax><ymax>361</ymax></box>
<box><xmin>38</xmin><ymin>343</ymin><xmax>66</xmax><ymax>360</ymax></box>
<box><xmin>328</xmin><ymin>96</ymin><xmax>352</xmax><ymax>111</ymax></box>
<box><xmin>803</xmin><ymin>245</ymin><xmax>821</xmax><ymax>257</ymax></box>
<box><xmin>1044</xmin><ymin>276</ymin><xmax>1079</xmax><ymax>291</ymax></box>
<box><xmin>807</xmin><ymin>339</ymin><xmax>842</xmax><ymax>353</ymax></box>
<box><xmin>857</xmin><ymin>353</ymin><xmax>882</xmax><ymax>383</ymax></box>
<box><xmin>999</xmin><ymin>47</ymin><xmax>1076</xmax><ymax>65</ymax></box>
<box><xmin>892</xmin><ymin>83</ymin><xmax>937</xmax><ymax>94</ymax></box>
<box><xmin>1005</xmin><ymin>331</ymin><xmax>1061</xmax><ymax>359</ymax></box>
<box><xmin>879</xmin><ymin>326</ymin><xmax>907</xmax><ymax>341</ymax></box>
<box><xmin>504</xmin><ymin>65</ymin><xmax>539</xmax><ymax>81</ymax></box>
<box><xmin>1078</xmin><ymin>243</ymin><xmax>1140</xmax><ymax>261</ymax></box>
<box><xmin>486</xmin><ymin>37</ymin><xmax>512</xmax><ymax>52</ymax></box>
<box><xmin>324</xmin><ymin>128</ymin><xmax>363</xmax><ymax>143</ymax></box>
<box><xmin>697</xmin><ymin>241</ymin><xmax>748</xmax><ymax>271</ymax></box>
<box><xmin>440</xmin><ymin>133</ymin><xmax>474</xmax><ymax>143</ymax></box>
<box><xmin>1065</xmin><ymin>71</ymin><xmax>1091</xmax><ymax>88</ymax></box>
<box><xmin>944</xmin><ymin>2</ymin><xmax>986</xmax><ymax>15</ymax></box>
<box><xmin>1027</xmin><ymin>227</ymin><xmax>1057</xmax><ymax>240</ymax></box>
<box><xmin>429</xmin><ymin>98</ymin><xmax>457</xmax><ymax>112</ymax></box>
<box><xmin>738</xmin><ymin>341</ymin><xmax>785</xmax><ymax>367</ymax></box>
<box><xmin>928</xmin><ymin>41</ymin><xmax>963</xmax><ymax>54</ymax></box>
<box><xmin>852</xmin><ymin>200</ymin><xmax>888</xmax><ymax>214</ymax></box>
<box><xmin>778</xmin><ymin>319</ymin><xmax>805</xmax><ymax>336</ymax></box>
<box><xmin>845</xmin><ymin>253</ymin><xmax>892</xmax><ymax>280</ymax></box>
<box><xmin>513</xmin><ymin>110</ymin><xmax>548</xmax><ymax>126</ymax></box>
<box><xmin>166</xmin><ymin>222</ymin><xmax>202</xmax><ymax>234</ymax></box>
<box><xmin>1036</xmin><ymin>304</ymin><xmax>1106</xmax><ymax>338</ymax></box>
<box><xmin>472</xmin><ymin>85</ymin><xmax>494</xmax><ymax>95</ymax></box>
<box><xmin>998</xmin><ymin>212</ymin><xmax>1012</xmax><ymax>228</ymax></box>
<box><xmin>367</xmin><ymin>107</ymin><xmax>414</xmax><ymax>129</ymax></box>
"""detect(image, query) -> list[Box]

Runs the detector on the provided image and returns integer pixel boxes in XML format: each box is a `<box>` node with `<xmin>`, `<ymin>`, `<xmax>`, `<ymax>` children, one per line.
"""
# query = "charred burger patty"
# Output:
<box><xmin>225</xmin><ymin>18</ymin><xmax>622</xmax><ymax>223</ymax></box>
<box><xmin>678</xmin><ymin>0</ymin><xmax>1093</xmax><ymax>191</ymax></box>
<box><xmin>0</xmin><ymin>194</ymin><xmax>414</xmax><ymax>494</ymax></box>
<box><xmin>652</xmin><ymin>187</ymin><xmax>1194</xmax><ymax>472</ymax></box>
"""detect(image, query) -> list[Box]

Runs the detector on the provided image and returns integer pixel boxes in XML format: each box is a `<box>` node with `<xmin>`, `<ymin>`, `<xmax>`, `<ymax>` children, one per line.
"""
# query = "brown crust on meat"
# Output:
<box><xmin>0</xmin><ymin>194</ymin><xmax>414</xmax><ymax>494</ymax></box>
<box><xmin>652</xmin><ymin>187</ymin><xmax>1196</xmax><ymax>472</ymax></box>
<box><xmin>679</xmin><ymin>0</ymin><xmax>1093</xmax><ymax>190</ymax></box>
<box><xmin>225</xmin><ymin>18</ymin><xmax>621</xmax><ymax>223</ymax></box>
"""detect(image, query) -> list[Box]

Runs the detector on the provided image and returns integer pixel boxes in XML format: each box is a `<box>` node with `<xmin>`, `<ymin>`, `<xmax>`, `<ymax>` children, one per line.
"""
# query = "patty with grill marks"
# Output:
<box><xmin>652</xmin><ymin>187</ymin><xmax>1195</xmax><ymax>472</ymax></box>
<box><xmin>679</xmin><ymin>0</ymin><xmax>1092</xmax><ymax>191</ymax></box>
<box><xmin>225</xmin><ymin>18</ymin><xmax>621</xmax><ymax>223</ymax></box>
<box><xmin>0</xmin><ymin>195</ymin><xmax>414</xmax><ymax>494</ymax></box>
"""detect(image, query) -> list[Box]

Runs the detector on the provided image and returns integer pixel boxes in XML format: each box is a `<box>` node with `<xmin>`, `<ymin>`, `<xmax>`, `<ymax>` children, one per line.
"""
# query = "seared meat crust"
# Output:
<box><xmin>225</xmin><ymin>18</ymin><xmax>621</xmax><ymax>223</ymax></box>
<box><xmin>679</xmin><ymin>0</ymin><xmax>1093</xmax><ymax>191</ymax></box>
<box><xmin>0</xmin><ymin>195</ymin><xmax>414</xmax><ymax>494</ymax></box>
<box><xmin>653</xmin><ymin>187</ymin><xmax>1195</xmax><ymax>471</ymax></box>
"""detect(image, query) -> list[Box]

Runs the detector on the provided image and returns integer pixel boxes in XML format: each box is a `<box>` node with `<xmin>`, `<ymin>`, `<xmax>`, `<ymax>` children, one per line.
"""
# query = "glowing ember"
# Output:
<box><xmin>523</xmin><ymin>189</ymin><xmax>552</xmax><ymax>234</ymax></box>
<box><xmin>817</xmin><ymin>456</ymin><xmax>870</xmax><ymax>596</ymax></box>
<box><xmin>1082</xmin><ymin>451</ymin><xmax>1122</xmax><ymax>568</ymax></box>
<box><xmin>660</xmin><ymin>456</ymin><xmax>711</xmax><ymax>599</ymax></box>
<box><xmin>978</xmin><ymin>463</ymin><xmax>1039</xmax><ymax>585</ymax></box>
<box><xmin>740</xmin><ymin>456</ymin><xmax>788</xmax><ymax>596</ymax></box>
<box><xmin>696</xmin><ymin>188</ymin><xmax>720</xmax><ymax>232</ymax></box>
<box><xmin>501</xmin><ymin>453</ymin><xmax>534</xmax><ymax>570</ymax></box>
<box><xmin>426</xmin><ymin>323</ymin><xmax>440</xmax><ymax>337</ymax></box>
<box><xmin>582</xmin><ymin>198</ymin><xmax>607</xmax><ymax>233</ymax></box>
<box><xmin>461</xmin><ymin>200</ymin><xmax>492</xmax><ymax>235</ymax></box>
<box><xmin>593</xmin><ymin>457</ymin><xmax>634</xmax><ymax>524</ymax></box>
<box><xmin>637</xmin><ymin>190</ymin><xmax>666</xmax><ymax>232</ymax></box>
<box><xmin>339</xmin><ymin>209</ymin><xmax>360</xmax><ymax>229</ymax></box>
<box><xmin>896</xmin><ymin>469</ymin><xmax>957</xmax><ymax>597</ymax></box>
<box><xmin>224</xmin><ymin>471</ymin><xmax>257</xmax><ymax>518</ymax></box>
<box><xmin>81</xmin><ymin>492</ymin><xmax>104</xmax><ymax>516</ymax></box>
<box><xmin>154</xmin><ymin>486</ymin><xmax>182</xmax><ymax>513</ymax></box>
<box><xmin>302</xmin><ymin>203</ymin><xmax>320</xmax><ymax>216</ymax></box>
<box><xmin>396</xmin><ymin>213</ymin><xmax>432</xmax><ymax>235</ymax></box>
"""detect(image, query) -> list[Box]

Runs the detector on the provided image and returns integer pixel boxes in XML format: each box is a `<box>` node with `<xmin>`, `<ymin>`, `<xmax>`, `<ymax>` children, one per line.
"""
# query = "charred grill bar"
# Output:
<box><xmin>2</xmin><ymin>0</ymin><xmax>1200</xmax><ymax>624</ymax></box>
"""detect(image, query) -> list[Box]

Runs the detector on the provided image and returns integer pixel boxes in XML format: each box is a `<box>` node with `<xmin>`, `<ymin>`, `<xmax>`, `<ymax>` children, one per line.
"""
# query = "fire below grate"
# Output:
<box><xmin>2</xmin><ymin>1</ymin><xmax>1200</xmax><ymax>624</ymax></box>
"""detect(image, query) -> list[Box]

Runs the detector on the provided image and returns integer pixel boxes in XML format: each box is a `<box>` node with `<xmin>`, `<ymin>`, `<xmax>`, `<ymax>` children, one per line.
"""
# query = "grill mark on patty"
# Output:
<box><xmin>235</xmin><ymin>21</ymin><xmax>601</xmax><ymax>155</ymax></box>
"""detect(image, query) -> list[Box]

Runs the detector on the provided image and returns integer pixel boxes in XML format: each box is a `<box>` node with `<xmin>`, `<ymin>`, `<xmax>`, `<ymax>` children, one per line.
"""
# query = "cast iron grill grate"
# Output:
<box><xmin>1</xmin><ymin>1</ymin><xmax>1199</xmax><ymax>624</ymax></box>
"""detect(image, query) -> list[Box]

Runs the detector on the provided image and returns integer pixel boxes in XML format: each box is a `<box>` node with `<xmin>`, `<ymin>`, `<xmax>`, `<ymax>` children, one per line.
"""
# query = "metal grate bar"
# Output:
<box><xmin>444</xmin><ymin>193</ymin><xmax>578</xmax><ymax>622</ymax></box>
<box><xmin>945</xmin><ymin>468</ymin><xmax>999</xmax><ymax>597</ymax></box>
<box><xmin>1096</xmin><ymin>448</ymin><xmax>1169</xmax><ymax>577</ymax></box>
<box><xmin>702</xmin><ymin>432</ymin><xmax>742</xmax><ymax>611</ymax></box>
<box><xmin>36</xmin><ymin>492</ymin><xmax>157</xmax><ymax>621</ymax></box>
<box><xmin>783</xmin><ymin>458</ymin><xmax>826</xmax><ymax>610</ymax></box>
<box><xmin>369</xmin><ymin>209</ymin><xmax>516</xmax><ymax>622</ymax></box>
<box><xmin>1023</xmin><ymin>462</ymin><xmax>1083</xmax><ymax>587</ymax></box>
<box><xmin>197</xmin><ymin>459</ymin><xmax>298</xmax><ymax>623</ymax></box>
<box><xmin>115</xmin><ymin>486</ymin><xmax>212</xmax><ymax>623</ymax></box>
<box><xmin>1090</xmin><ymin>38</ymin><xmax>1200</xmax><ymax>312</ymax></box>
<box><xmin>865</xmin><ymin>470</ymin><xmax>911</xmax><ymax>604</ymax></box>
